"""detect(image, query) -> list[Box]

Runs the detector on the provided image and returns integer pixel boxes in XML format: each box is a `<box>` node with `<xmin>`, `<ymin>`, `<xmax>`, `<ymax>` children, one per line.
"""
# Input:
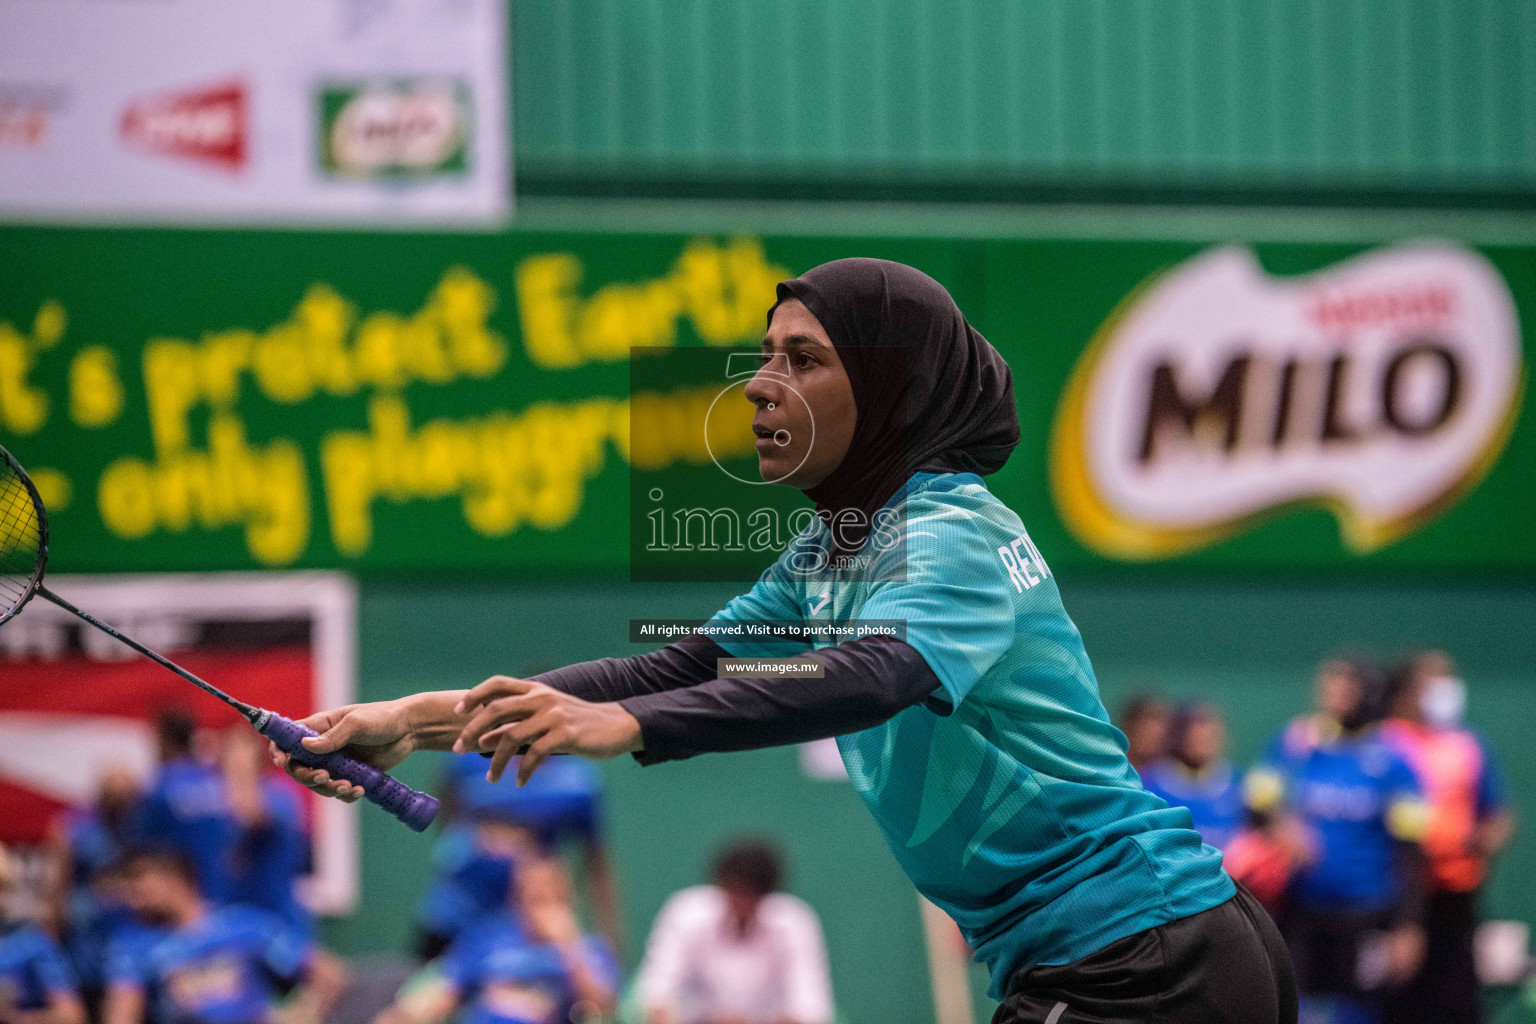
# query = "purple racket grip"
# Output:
<box><xmin>261</xmin><ymin>714</ymin><xmax>439</xmax><ymax>832</ymax></box>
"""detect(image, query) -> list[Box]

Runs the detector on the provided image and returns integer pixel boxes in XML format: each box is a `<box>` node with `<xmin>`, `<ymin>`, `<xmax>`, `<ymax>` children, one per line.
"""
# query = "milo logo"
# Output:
<box><xmin>1051</xmin><ymin>244</ymin><xmax>1523</xmax><ymax>559</ymax></box>
<box><xmin>318</xmin><ymin>79</ymin><xmax>469</xmax><ymax>178</ymax></box>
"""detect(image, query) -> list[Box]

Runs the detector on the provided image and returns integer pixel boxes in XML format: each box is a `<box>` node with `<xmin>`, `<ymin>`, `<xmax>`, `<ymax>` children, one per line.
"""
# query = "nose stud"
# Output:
<box><xmin>767</xmin><ymin>402</ymin><xmax>776</xmax><ymax>410</ymax></box>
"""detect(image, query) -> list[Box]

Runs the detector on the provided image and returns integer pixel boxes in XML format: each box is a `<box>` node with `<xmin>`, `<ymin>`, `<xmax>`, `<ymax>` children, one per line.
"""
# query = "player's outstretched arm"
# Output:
<box><xmin>270</xmin><ymin>691</ymin><xmax>471</xmax><ymax>801</ymax></box>
<box><xmin>457</xmin><ymin>635</ymin><xmax>943</xmax><ymax>787</ymax></box>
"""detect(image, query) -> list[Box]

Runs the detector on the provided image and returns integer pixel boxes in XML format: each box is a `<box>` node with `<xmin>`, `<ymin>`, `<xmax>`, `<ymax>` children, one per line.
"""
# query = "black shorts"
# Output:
<box><xmin>993</xmin><ymin>884</ymin><xmax>1298</xmax><ymax>1024</ymax></box>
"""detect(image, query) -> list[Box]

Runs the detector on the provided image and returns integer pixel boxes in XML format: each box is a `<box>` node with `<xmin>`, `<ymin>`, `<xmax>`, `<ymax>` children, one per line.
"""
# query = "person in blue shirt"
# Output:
<box><xmin>377</xmin><ymin>859</ymin><xmax>615</xmax><ymax>1024</ymax></box>
<box><xmin>222</xmin><ymin>729</ymin><xmax>313</xmax><ymax>934</ymax></box>
<box><xmin>275</xmin><ymin>258</ymin><xmax>1298</xmax><ymax>1023</ymax></box>
<box><xmin>1142</xmin><ymin>702</ymin><xmax>1245</xmax><ymax>851</ymax></box>
<box><xmin>0</xmin><ymin>845</ymin><xmax>86</xmax><ymax>1024</ymax></box>
<box><xmin>1246</xmin><ymin>659</ymin><xmax>1429</xmax><ymax>1024</ymax></box>
<box><xmin>101</xmin><ymin>847</ymin><xmax>345</xmax><ymax>1024</ymax></box>
<box><xmin>132</xmin><ymin>711</ymin><xmax>238</xmax><ymax>905</ymax></box>
<box><xmin>415</xmin><ymin>753</ymin><xmax>619</xmax><ymax>960</ymax></box>
<box><xmin>48</xmin><ymin>764</ymin><xmax>140</xmax><ymax>1010</ymax></box>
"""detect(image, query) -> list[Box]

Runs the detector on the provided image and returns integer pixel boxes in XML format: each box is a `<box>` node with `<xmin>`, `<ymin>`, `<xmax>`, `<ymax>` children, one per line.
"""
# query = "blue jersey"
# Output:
<box><xmin>1257</xmin><ymin>725</ymin><xmax>1427</xmax><ymax>911</ymax></box>
<box><xmin>440</xmin><ymin>915</ymin><xmax>616</xmax><ymax>1024</ymax></box>
<box><xmin>106</xmin><ymin>906</ymin><xmax>311</xmax><ymax>1024</ymax></box>
<box><xmin>420</xmin><ymin>756</ymin><xmax>602</xmax><ymax>938</ymax></box>
<box><xmin>711</xmin><ymin>472</ymin><xmax>1233</xmax><ymax>997</ymax></box>
<box><xmin>416</xmin><ymin>825</ymin><xmax>516</xmax><ymax>939</ymax></box>
<box><xmin>444</xmin><ymin>752</ymin><xmax>603</xmax><ymax>844</ymax></box>
<box><xmin>0</xmin><ymin>922</ymin><xmax>78</xmax><ymax>1011</ymax></box>
<box><xmin>63</xmin><ymin>809</ymin><xmax>136</xmax><ymax>988</ymax></box>
<box><xmin>230</xmin><ymin>779</ymin><xmax>311</xmax><ymax>933</ymax></box>
<box><xmin>1141</xmin><ymin>760</ymin><xmax>1245</xmax><ymax>851</ymax></box>
<box><xmin>134</xmin><ymin>759</ymin><xmax>237</xmax><ymax>903</ymax></box>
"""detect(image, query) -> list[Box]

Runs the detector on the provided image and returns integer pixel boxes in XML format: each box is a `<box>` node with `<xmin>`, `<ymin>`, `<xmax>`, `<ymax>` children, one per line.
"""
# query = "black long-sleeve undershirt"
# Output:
<box><xmin>530</xmin><ymin>632</ymin><xmax>946</xmax><ymax>765</ymax></box>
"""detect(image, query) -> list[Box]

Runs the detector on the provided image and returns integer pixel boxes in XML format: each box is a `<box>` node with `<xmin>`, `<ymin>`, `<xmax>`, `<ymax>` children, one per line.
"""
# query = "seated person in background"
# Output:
<box><xmin>222</xmin><ymin>729</ymin><xmax>312</xmax><ymax>933</ymax></box>
<box><xmin>102</xmin><ymin>848</ymin><xmax>345</xmax><ymax>1024</ymax></box>
<box><xmin>0</xmin><ymin>845</ymin><xmax>86</xmax><ymax>1024</ymax></box>
<box><xmin>48</xmin><ymin>764</ymin><xmax>140</xmax><ymax>1012</ymax></box>
<box><xmin>1247</xmin><ymin>658</ymin><xmax>1428</xmax><ymax>1024</ymax></box>
<box><xmin>377</xmin><ymin>858</ymin><xmax>615</xmax><ymax>1024</ymax></box>
<box><xmin>637</xmin><ymin>840</ymin><xmax>832</xmax><ymax>1024</ymax></box>
<box><xmin>1142</xmin><ymin>701</ymin><xmax>1244</xmax><ymax>851</ymax></box>
<box><xmin>1381</xmin><ymin>652</ymin><xmax>1515</xmax><ymax>1024</ymax></box>
<box><xmin>132</xmin><ymin>711</ymin><xmax>237</xmax><ymax>905</ymax></box>
<box><xmin>416</xmin><ymin>752</ymin><xmax>620</xmax><ymax>960</ymax></box>
<box><xmin>1115</xmin><ymin>692</ymin><xmax>1172</xmax><ymax>779</ymax></box>
<box><xmin>414</xmin><ymin>817</ymin><xmax>536</xmax><ymax>962</ymax></box>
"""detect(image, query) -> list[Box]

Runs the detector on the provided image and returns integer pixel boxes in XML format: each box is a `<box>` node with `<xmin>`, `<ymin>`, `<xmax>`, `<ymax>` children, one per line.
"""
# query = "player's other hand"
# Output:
<box><xmin>454</xmin><ymin>677</ymin><xmax>642</xmax><ymax>787</ymax></box>
<box><xmin>268</xmin><ymin>700</ymin><xmax>415</xmax><ymax>803</ymax></box>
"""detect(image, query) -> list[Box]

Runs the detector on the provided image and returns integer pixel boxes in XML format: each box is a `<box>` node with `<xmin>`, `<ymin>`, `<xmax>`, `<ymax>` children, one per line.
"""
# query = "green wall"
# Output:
<box><xmin>323</xmin><ymin>574</ymin><xmax>1536</xmax><ymax>1024</ymax></box>
<box><xmin>513</xmin><ymin>0</ymin><xmax>1536</xmax><ymax>203</ymax></box>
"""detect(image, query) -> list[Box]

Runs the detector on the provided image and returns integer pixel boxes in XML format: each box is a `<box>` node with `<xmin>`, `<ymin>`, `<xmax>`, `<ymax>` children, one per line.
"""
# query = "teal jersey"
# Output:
<box><xmin>710</xmin><ymin>472</ymin><xmax>1233</xmax><ymax>997</ymax></box>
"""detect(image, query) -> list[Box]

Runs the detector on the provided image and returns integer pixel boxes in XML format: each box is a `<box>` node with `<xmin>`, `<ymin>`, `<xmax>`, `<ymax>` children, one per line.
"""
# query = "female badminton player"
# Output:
<box><xmin>274</xmin><ymin>259</ymin><xmax>1297</xmax><ymax>1023</ymax></box>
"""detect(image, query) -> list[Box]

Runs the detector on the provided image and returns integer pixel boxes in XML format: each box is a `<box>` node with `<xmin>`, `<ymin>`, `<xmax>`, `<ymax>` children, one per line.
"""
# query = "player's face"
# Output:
<box><xmin>745</xmin><ymin>299</ymin><xmax>857</xmax><ymax>489</ymax></box>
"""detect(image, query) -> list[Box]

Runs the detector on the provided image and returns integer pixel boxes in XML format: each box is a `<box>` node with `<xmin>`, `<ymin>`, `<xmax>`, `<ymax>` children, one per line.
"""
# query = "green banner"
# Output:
<box><xmin>2</xmin><ymin>226</ymin><xmax>1530</xmax><ymax>574</ymax></box>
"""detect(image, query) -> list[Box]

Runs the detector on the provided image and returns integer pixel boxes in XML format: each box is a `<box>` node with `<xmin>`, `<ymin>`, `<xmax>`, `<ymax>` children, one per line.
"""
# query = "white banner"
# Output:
<box><xmin>0</xmin><ymin>0</ymin><xmax>508</xmax><ymax>227</ymax></box>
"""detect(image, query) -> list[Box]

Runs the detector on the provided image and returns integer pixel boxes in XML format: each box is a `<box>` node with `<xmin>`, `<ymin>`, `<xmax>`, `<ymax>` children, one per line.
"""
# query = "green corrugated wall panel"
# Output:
<box><xmin>511</xmin><ymin>0</ymin><xmax>1536</xmax><ymax>197</ymax></box>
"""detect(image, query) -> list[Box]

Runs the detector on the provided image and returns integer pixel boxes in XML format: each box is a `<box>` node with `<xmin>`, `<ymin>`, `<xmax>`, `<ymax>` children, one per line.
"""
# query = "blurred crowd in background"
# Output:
<box><xmin>0</xmin><ymin>647</ymin><xmax>1518</xmax><ymax>1024</ymax></box>
<box><xmin>0</xmin><ymin>708</ymin><xmax>834</xmax><ymax>1024</ymax></box>
<box><xmin>1119</xmin><ymin>650</ymin><xmax>1514</xmax><ymax>1024</ymax></box>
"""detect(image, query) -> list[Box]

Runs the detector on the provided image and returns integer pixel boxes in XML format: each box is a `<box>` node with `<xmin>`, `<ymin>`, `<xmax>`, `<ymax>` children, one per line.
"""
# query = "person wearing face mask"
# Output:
<box><xmin>1247</xmin><ymin>659</ymin><xmax>1430</xmax><ymax>1024</ymax></box>
<box><xmin>1381</xmin><ymin>652</ymin><xmax>1514</xmax><ymax>1024</ymax></box>
<box><xmin>271</xmin><ymin>258</ymin><xmax>1297</xmax><ymax>1023</ymax></box>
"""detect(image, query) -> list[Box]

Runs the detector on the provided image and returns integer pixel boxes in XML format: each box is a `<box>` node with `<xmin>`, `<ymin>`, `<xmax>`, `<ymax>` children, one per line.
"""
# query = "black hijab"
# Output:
<box><xmin>768</xmin><ymin>258</ymin><xmax>1020</xmax><ymax>560</ymax></box>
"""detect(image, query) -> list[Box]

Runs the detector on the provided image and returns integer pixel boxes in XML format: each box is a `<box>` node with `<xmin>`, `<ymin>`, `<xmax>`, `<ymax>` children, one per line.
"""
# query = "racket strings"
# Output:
<box><xmin>0</xmin><ymin>462</ymin><xmax>43</xmax><ymax>616</ymax></box>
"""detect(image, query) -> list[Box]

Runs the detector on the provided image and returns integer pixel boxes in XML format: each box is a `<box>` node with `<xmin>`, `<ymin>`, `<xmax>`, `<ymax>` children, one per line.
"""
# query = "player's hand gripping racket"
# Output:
<box><xmin>0</xmin><ymin>444</ymin><xmax>439</xmax><ymax>832</ymax></box>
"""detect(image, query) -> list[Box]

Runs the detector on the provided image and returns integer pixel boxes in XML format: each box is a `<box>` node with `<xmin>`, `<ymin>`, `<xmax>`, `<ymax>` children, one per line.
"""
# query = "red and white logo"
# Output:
<box><xmin>120</xmin><ymin>79</ymin><xmax>247</xmax><ymax>171</ymax></box>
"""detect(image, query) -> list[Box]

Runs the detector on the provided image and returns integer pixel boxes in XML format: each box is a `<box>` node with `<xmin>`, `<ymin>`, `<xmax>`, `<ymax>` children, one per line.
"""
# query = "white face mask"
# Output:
<box><xmin>1421</xmin><ymin>675</ymin><xmax>1467</xmax><ymax>727</ymax></box>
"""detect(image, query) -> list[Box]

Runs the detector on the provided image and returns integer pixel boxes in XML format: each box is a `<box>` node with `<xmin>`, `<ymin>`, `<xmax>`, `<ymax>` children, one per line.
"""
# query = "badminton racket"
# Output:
<box><xmin>0</xmin><ymin>443</ymin><xmax>439</xmax><ymax>832</ymax></box>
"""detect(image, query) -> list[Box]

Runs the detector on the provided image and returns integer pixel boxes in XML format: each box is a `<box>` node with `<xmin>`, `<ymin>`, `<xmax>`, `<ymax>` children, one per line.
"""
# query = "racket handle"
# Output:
<box><xmin>260</xmin><ymin>714</ymin><xmax>440</xmax><ymax>833</ymax></box>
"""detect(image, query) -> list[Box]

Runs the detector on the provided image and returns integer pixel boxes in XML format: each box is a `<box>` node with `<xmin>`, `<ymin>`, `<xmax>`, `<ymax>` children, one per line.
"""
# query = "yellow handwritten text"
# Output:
<box><xmin>318</xmin><ymin>384</ymin><xmax>756</xmax><ymax>557</ymax></box>
<box><xmin>97</xmin><ymin>415</ymin><xmax>310</xmax><ymax>565</ymax></box>
<box><xmin>142</xmin><ymin>268</ymin><xmax>506</xmax><ymax>453</ymax></box>
<box><xmin>0</xmin><ymin>300</ymin><xmax>65</xmax><ymax>434</ymax></box>
<box><xmin>31</xmin><ymin>468</ymin><xmax>72</xmax><ymax>512</ymax></box>
<box><xmin>515</xmin><ymin>237</ymin><xmax>787</xmax><ymax>369</ymax></box>
<box><xmin>69</xmin><ymin>345</ymin><xmax>125</xmax><ymax>428</ymax></box>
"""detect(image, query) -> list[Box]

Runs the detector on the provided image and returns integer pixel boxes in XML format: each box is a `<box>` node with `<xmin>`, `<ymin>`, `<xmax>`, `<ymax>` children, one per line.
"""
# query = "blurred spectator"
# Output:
<box><xmin>637</xmin><ymin>840</ymin><xmax>832</xmax><ymax>1024</ymax></box>
<box><xmin>47</xmin><ymin>765</ymin><xmax>140</xmax><ymax>1012</ymax></box>
<box><xmin>416</xmin><ymin>753</ymin><xmax>620</xmax><ymax>959</ymax></box>
<box><xmin>1383</xmin><ymin>652</ymin><xmax>1516</xmax><ymax>1024</ymax></box>
<box><xmin>131</xmin><ymin>711</ymin><xmax>236</xmax><ymax>904</ymax></box>
<box><xmin>1248</xmin><ymin>658</ymin><xmax>1429</xmax><ymax>1024</ymax></box>
<box><xmin>222</xmin><ymin>729</ymin><xmax>313</xmax><ymax>933</ymax></box>
<box><xmin>414</xmin><ymin>819</ymin><xmax>536</xmax><ymax>962</ymax></box>
<box><xmin>101</xmin><ymin>847</ymin><xmax>344</xmax><ymax>1024</ymax></box>
<box><xmin>1115</xmin><ymin>693</ymin><xmax>1171</xmax><ymax>777</ymax></box>
<box><xmin>1142</xmin><ymin>701</ymin><xmax>1244</xmax><ymax>850</ymax></box>
<box><xmin>376</xmin><ymin>859</ymin><xmax>615</xmax><ymax>1024</ymax></box>
<box><xmin>0</xmin><ymin>844</ymin><xmax>86</xmax><ymax>1024</ymax></box>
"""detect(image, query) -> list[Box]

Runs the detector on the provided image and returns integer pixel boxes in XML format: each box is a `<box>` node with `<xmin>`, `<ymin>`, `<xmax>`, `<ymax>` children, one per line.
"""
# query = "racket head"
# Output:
<box><xmin>0</xmin><ymin>445</ymin><xmax>48</xmax><ymax>627</ymax></box>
